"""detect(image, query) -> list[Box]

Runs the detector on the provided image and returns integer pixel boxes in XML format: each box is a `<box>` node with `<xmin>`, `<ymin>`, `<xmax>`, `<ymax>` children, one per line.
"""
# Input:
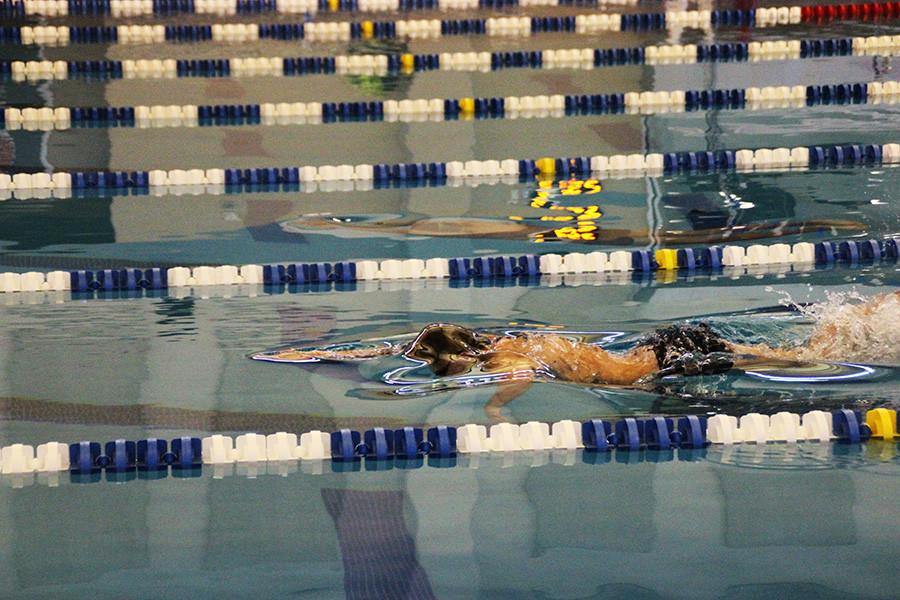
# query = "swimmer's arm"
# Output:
<box><xmin>728</xmin><ymin>291</ymin><xmax>898</xmax><ymax>364</ymax></box>
<box><xmin>485</xmin><ymin>379</ymin><xmax>534</xmax><ymax>423</ymax></box>
<box><xmin>727</xmin><ymin>342</ymin><xmax>799</xmax><ymax>361</ymax></box>
<box><xmin>257</xmin><ymin>344</ymin><xmax>402</xmax><ymax>362</ymax></box>
<box><xmin>478</xmin><ymin>350</ymin><xmax>541</xmax><ymax>423</ymax></box>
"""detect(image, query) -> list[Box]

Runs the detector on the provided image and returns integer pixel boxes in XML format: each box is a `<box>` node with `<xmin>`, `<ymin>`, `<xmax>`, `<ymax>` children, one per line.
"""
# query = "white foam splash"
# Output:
<box><xmin>774</xmin><ymin>289</ymin><xmax>900</xmax><ymax>365</ymax></box>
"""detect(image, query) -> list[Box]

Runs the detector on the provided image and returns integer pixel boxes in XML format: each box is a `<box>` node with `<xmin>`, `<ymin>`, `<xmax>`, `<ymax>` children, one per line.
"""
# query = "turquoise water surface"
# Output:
<box><xmin>1</xmin><ymin>4</ymin><xmax>899</xmax><ymax>599</ymax></box>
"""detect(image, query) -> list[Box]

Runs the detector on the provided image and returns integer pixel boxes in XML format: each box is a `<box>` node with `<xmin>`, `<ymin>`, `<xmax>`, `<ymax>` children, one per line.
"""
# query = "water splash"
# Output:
<box><xmin>766</xmin><ymin>288</ymin><xmax>900</xmax><ymax>365</ymax></box>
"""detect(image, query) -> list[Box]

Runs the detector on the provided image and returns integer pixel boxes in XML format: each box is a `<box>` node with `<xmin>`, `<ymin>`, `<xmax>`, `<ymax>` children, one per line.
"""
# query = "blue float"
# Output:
<box><xmin>427</xmin><ymin>426</ymin><xmax>457</xmax><ymax>457</ymax></box>
<box><xmin>137</xmin><ymin>438</ymin><xmax>168</xmax><ymax>470</ymax></box>
<box><xmin>641</xmin><ymin>417</ymin><xmax>674</xmax><ymax>449</ymax></box>
<box><xmin>170</xmin><ymin>437</ymin><xmax>201</xmax><ymax>468</ymax></box>
<box><xmin>615</xmin><ymin>418</ymin><xmax>642</xmax><ymax>451</ymax></box>
<box><xmin>393</xmin><ymin>427</ymin><xmax>424</xmax><ymax>459</ymax></box>
<box><xmin>69</xmin><ymin>441</ymin><xmax>101</xmax><ymax>473</ymax></box>
<box><xmin>104</xmin><ymin>439</ymin><xmax>136</xmax><ymax>471</ymax></box>
<box><xmin>581</xmin><ymin>419</ymin><xmax>611</xmax><ymax>451</ymax></box>
<box><xmin>363</xmin><ymin>428</ymin><xmax>395</xmax><ymax>460</ymax></box>
<box><xmin>676</xmin><ymin>416</ymin><xmax>709</xmax><ymax>448</ymax></box>
<box><xmin>832</xmin><ymin>409</ymin><xmax>870</xmax><ymax>444</ymax></box>
<box><xmin>330</xmin><ymin>429</ymin><xmax>361</xmax><ymax>461</ymax></box>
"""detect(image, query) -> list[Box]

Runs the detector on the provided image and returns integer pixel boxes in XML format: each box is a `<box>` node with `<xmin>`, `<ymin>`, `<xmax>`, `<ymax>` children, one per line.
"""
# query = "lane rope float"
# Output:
<box><xmin>2</xmin><ymin>1</ymin><xmax>896</xmax><ymax>24</ymax></box>
<box><xmin>4</xmin><ymin>80</ymin><xmax>896</xmax><ymax>132</ymax></box>
<box><xmin>0</xmin><ymin>409</ymin><xmax>895</xmax><ymax>486</ymax></box>
<box><xmin>4</xmin><ymin>34</ymin><xmax>899</xmax><ymax>81</ymax></box>
<box><xmin>0</xmin><ymin>258</ymin><xmax>892</xmax><ymax>306</ymax></box>
<box><xmin>1</xmin><ymin>141</ymin><xmax>898</xmax><ymax>199</ymax></box>
<box><xmin>0</xmin><ymin>236</ymin><xmax>896</xmax><ymax>294</ymax></box>
<box><xmin>2</xmin><ymin>0</ymin><xmax>637</xmax><ymax>18</ymax></box>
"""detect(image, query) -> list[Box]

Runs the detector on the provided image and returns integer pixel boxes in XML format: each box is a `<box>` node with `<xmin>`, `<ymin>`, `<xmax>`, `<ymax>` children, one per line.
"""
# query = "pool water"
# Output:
<box><xmin>1</xmin><ymin>167</ymin><xmax>899</xmax><ymax>265</ymax></box>
<box><xmin>0</xmin><ymin>267</ymin><xmax>898</xmax><ymax>599</ymax></box>
<box><xmin>1</xmin><ymin>444</ymin><xmax>898</xmax><ymax>600</ymax></box>
<box><xmin>1</xmin><ymin>2</ymin><xmax>899</xmax><ymax>598</ymax></box>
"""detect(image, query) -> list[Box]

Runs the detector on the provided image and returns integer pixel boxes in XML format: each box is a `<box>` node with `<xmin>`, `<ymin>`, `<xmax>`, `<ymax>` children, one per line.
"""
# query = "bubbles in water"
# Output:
<box><xmin>770</xmin><ymin>289</ymin><xmax>900</xmax><ymax>365</ymax></box>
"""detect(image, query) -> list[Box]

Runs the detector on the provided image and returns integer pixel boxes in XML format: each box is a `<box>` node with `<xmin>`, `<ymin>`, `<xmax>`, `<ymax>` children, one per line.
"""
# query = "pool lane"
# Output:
<box><xmin>0</xmin><ymin>165</ymin><xmax>897</xmax><ymax>266</ymax></box>
<box><xmin>0</xmin><ymin>264</ymin><xmax>895</xmax><ymax>448</ymax></box>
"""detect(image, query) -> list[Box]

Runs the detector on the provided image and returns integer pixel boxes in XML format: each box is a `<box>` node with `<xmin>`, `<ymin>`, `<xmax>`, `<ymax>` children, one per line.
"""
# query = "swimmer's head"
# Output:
<box><xmin>404</xmin><ymin>323</ymin><xmax>494</xmax><ymax>376</ymax></box>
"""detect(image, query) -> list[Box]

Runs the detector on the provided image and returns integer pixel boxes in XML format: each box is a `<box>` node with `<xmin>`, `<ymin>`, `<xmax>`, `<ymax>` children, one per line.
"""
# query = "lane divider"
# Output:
<box><xmin>0</xmin><ymin>259</ymin><xmax>890</xmax><ymax>305</ymax></box>
<box><xmin>2</xmin><ymin>0</ymin><xmax>636</xmax><ymax>18</ymax></box>
<box><xmin>0</xmin><ymin>236</ymin><xmax>896</xmax><ymax>293</ymax></box>
<box><xmin>2</xmin><ymin>1</ymin><xmax>897</xmax><ymax>24</ymax></box>
<box><xmin>2</xmin><ymin>6</ymin><xmax>836</xmax><ymax>46</ymax></box>
<box><xmin>0</xmin><ymin>409</ymin><xmax>895</xmax><ymax>483</ymax></box>
<box><xmin>3</xmin><ymin>149</ymin><xmax>899</xmax><ymax>200</ymax></box>
<box><xmin>0</xmin><ymin>2</ymin><xmax>797</xmax><ymax>23</ymax></box>
<box><xmin>1</xmin><ymin>141</ymin><xmax>898</xmax><ymax>198</ymax></box>
<box><xmin>4</xmin><ymin>81</ymin><xmax>896</xmax><ymax>132</ymax></box>
<box><xmin>6</xmin><ymin>16</ymin><xmax>649</xmax><ymax>46</ymax></box>
<box><xmin>2</xmin><ymin>437</ymin><xmax>892</xmax><ymax>487</ymax></box>
<box><xmin>4</xmin><ymin>34</ymin><xmax>899</xmax><ymax>81</ymax></box>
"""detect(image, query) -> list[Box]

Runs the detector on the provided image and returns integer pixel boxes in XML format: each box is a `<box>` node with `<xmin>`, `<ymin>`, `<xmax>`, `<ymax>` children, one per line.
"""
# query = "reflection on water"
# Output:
<box><xmin>2</xmin><ymin>18</ymin><xmax>899</xmax><ymax>600</ymax></box>
<box><xmin>705</xmin><ymin>439</ymin><xmax>900</xmax><ymax>472</ymax></box>
<box><xmin>0</xmin><ymin>168</ymin><xmax>897</xmax><ymax>267</ymax></box>
<box><xmin>278</xmin><ymin>174</ymin><xmax>873</xmax><ymax>248</ymax></box>
<box><xmin>0</xmin><ymin>442</ymin><xmax>897</xmax><ymax>599</ymax></box>
<box><xmin>742</xmin><ymin>360</ymin><xmax>876</xmax><ymax>383</ymax></box>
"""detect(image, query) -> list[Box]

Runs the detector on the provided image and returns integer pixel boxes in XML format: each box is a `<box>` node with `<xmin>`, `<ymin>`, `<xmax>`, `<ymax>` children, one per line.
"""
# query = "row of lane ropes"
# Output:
<box><xmin>0</xmin><ymin>409</ymin><xmax>897</xmax><ymax>488</ymax></box>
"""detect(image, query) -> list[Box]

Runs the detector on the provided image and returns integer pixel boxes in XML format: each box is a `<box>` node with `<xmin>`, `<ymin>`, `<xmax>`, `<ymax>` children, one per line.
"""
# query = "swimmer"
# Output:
<box><xmin>254</xmin><ymin>291</ymin><xmax>899</xmax><ymax>386</ymax></box>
